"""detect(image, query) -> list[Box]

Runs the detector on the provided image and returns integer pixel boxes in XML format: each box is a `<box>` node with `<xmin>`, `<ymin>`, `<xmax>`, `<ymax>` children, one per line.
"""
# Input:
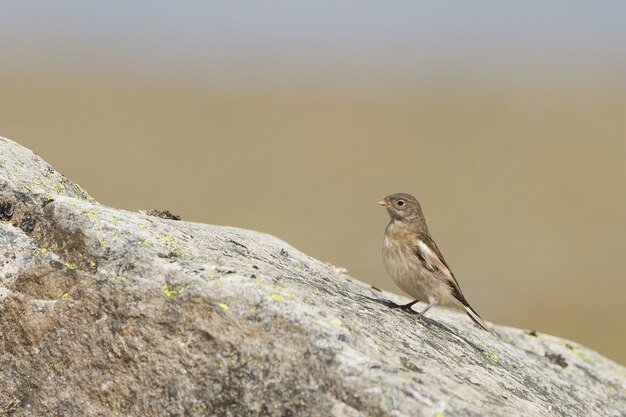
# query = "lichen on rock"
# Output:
<box><xmin>0</xmin><ymin>137</ymin><xmax>624</xmax><ymax>417</ymax></box>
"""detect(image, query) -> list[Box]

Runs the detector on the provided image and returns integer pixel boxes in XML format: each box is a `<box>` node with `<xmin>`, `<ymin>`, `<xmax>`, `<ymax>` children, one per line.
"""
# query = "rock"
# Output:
<box><xmin>0</xmin><ymin>136</ymin><xmax>624</xmax><ymax>417</ymax></box>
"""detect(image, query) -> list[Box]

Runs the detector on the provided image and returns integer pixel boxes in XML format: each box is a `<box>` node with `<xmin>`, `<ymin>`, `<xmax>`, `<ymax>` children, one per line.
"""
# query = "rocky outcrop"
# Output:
<box><xmin>0</xmin><ymin>137</ymin><xmax>624</xmax><ymax>417</ymax></box>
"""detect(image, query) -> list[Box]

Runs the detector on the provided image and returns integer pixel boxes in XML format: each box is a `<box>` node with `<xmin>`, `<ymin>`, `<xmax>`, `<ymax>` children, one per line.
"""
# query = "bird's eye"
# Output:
<box><xmin>396</xmin><ymin>200</ymin><xmax>405</xmax><ymax>207</ymax></box>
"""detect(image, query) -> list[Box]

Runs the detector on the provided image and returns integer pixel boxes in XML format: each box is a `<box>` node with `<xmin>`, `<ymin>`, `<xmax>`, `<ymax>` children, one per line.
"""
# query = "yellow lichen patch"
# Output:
<box><xmin>399</xmin><ymin>374</ymin><xmax>414</xmax><ymax>383</ymax></box>
<box><xmin>562</xmin><ymin>343</ymin><xmax>591</xmax><ymax>361</ymax></box>
<box><xmin>89</xmin><ymin>260</ymin><xmax>97</xmax><ymax>267</ymax></box>
<box><xmin>64</xmin><ymin>262</ymin><xmax>76</xmax><ymax>270</ymax></box>
<box><xmin>113</xmin><ymin>276</ymin><xmax>129</xmax><ymax>282</ymax></box>
<box><xmin>484</xmin><ymin>349</ymin><xmax>500</xmax><ymax>364</ymax></box>
<box><xmin>218</xmin><ymin>303</ymin><xmax>229</xmax><ymax>310</ymax></box>
<box><xmin>84</xmin><ymin>209</ymin><xmax>99</xmax><ymax>220</ymax></box>
<box><xmin>162</xmin><ymin>283</ymin><xmax>186</xmax><ymax>296</ymax></box>
<box><xmin>163</xmin><ymin>235</ymin><xmax>174</xmax><ymax>243</ymax></box>
<box><xmin>269</xmin><ymin>293</ymin><xmax>285</xmax><ymax>302</ymax></box>
<box><xmin>286</xmin><ymin>290</ymin><xmax>298</xmax><ymax>298</ymax></box>
<box><xmin>141</xmin><ymin>239</ymin><xmax>152</xmax><ymax>245</ymax></box>
<box><xmin>139</xmin><ymin>224</ymin><xmax>148</xmax><ymax>229</ymax></box>
<box><xmin>111</xmin><ymin>216</ymin><xmax>120</xmax><ymax>225</ymax></box>
<box><xmin>32</xmin><ymin>176</ymin><xmax>42</xmax><ymax>185</ymax></box>
<box><xmin>434</xmin><ymin>413</ymin><xmax>445</xmax><ymax>417</ymax></box>
<box><xmin>268</xmin><ymin>287</ymin><xmax>297</xmax><ymax>299</ymax></box>
<box><xmin>330</xmin><ymin>319</ymin><xmax>343</xmax><ymax>327</ymax></box>
<box><xmin>75</xmin><ymin>183</ymin><xmax>94</xmax><ymax>201</ymax></box>
<box><xmin>162</xmin><ymin>282</ymin><xmax>187</xmax><ymax>297</ymax></box>
<box><xmin>301</xmin><ymin>315</ymin><xmax>323</xmax><ymax>330</ymax></box>
<box><xmin>35</xmin><ymin>247</ymin><xmax>48</xmax><ymax>256</ymax></box>
<box><xmin>61</xmin><ymin>292</ymin><xmax>70</xmax><ymax>299</ymax></box>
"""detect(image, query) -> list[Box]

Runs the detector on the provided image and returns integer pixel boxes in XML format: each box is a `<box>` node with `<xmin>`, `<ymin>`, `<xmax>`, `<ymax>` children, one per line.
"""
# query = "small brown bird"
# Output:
<box><xmin>378</xmin><ymin>193</ymin><xmax>494</xmax><ymax>334</ymax></box>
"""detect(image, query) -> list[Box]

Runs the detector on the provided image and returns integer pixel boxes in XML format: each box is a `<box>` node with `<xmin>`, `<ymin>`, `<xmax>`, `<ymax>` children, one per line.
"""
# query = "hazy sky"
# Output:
<box><xmin>2</xmin><ymin>1</ymin><xmax>626</xmax><ymax>84</ymax></box>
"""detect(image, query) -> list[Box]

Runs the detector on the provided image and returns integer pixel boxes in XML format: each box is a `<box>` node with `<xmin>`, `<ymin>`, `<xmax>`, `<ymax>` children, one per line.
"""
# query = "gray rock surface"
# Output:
<box><xmin>0</xmin><ymin>136</ymin><xmax>624</xmax><ymax>417</ymax></box>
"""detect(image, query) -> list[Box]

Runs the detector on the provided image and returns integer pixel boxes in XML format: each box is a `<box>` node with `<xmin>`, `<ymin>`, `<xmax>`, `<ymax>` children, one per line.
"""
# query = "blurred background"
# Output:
<box><xmin>1</xmin><ymin>1</ymin><xmax>625</xmax><ymax>364</ymax></box>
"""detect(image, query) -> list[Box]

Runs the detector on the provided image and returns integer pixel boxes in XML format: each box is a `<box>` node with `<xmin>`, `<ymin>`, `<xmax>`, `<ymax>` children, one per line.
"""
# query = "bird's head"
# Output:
<box><xmin>377</xmin><ymin>193</ymin><xmax>424</xmax><ymax>223</ymax></box>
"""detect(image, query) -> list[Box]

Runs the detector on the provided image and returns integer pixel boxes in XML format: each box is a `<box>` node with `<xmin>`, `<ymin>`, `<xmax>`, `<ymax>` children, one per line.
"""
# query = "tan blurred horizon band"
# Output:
<box><xmin>2</xmin><ymin>73</ymin><xmax>625</xmax><ymax>365</ymax></box>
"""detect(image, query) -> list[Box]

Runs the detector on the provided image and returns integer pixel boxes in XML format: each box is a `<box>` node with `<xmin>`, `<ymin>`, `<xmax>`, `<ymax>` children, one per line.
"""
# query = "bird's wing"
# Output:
<box><xmin>416</xmin><ymin>234</ymin><xmax>494</xmax><ymax>334</ymax></box>
<box><xmin>416</xmin><ymin>235</ymin><xmax>469</xmax><ymax>306</ymax></box>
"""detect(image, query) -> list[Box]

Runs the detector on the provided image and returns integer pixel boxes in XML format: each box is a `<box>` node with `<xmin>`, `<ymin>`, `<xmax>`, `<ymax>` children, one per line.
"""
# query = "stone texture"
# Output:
<box><xmin>0</xmin><ymin>136</ymin><xmax>624</xmax><ymax>417</ymax></box>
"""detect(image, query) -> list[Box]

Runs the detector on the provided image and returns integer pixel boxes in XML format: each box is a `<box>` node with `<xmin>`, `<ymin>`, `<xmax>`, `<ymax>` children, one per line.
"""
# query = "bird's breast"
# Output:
<box><xmin>382</xmin><ymin>234</ymin><xmax>419</xmax><ymax>281</ymax></box>
<box><xmin>381</xmin><ymin>224</ymin><xmax>426</xmax><ymax>295</ymax></box>
<box><xmin>381</xmin><ymin>222</ymin><xmax>454</xmax><ymax>303</ymax></box>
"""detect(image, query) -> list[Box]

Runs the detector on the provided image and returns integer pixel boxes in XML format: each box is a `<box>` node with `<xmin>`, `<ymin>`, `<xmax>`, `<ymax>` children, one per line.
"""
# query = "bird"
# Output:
<box><xmin>378</xmin><ymin>192</ymin><xmax>494</xmax><ymax>334</ymax></box>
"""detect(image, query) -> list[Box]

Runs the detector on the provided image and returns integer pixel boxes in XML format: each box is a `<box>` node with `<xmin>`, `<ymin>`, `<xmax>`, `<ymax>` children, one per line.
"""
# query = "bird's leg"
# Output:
<box><xmin>388</xmin><ymin>299</ymin><xmax>419</xmax><ymax>313</ymax></box>
<box><xmin>415</xmin><ymin>302</ymin><xmax>435</xmax><ymax>322</ymax></box>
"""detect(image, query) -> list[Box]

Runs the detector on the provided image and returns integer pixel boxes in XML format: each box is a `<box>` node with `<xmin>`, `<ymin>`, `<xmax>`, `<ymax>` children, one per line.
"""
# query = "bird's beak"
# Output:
<box><xmin>377</xmin><ymin>199</ymin><xmax>390</xmax><ymax>207</ymax></box>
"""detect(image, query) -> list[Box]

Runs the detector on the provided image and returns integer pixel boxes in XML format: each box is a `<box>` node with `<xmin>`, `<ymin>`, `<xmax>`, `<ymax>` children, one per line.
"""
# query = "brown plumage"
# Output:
<box><xmin>378</xmin><ymin>193</ymin><xmax>494</xmax><ymax>334</ymax></box>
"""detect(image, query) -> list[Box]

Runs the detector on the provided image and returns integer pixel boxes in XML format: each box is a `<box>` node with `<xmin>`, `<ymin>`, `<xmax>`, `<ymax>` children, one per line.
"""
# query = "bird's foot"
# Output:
<box><xmin>387</xmin><ymin>300</ymin><xmax>419</xmax><ymax>314</ymax></box>
<box><xmin>415</xmin><ymin>314</ymin><xmax>430</xmax><ymax>325</ymax></box>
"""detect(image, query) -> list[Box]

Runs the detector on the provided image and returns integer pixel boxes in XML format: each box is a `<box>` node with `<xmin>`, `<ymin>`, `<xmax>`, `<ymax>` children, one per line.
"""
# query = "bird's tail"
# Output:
<box><xmin>464</xmin><ymin>305</ymin><xmax>495</xmax><ymax>335</ymax></box>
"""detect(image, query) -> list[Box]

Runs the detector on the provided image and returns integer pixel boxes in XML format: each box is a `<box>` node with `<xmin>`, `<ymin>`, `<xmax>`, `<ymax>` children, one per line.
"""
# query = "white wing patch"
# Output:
<box><xmin>417</xmin><ymin>240</ymin><xmax>451</xmax><ymax>277</ymax></box>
